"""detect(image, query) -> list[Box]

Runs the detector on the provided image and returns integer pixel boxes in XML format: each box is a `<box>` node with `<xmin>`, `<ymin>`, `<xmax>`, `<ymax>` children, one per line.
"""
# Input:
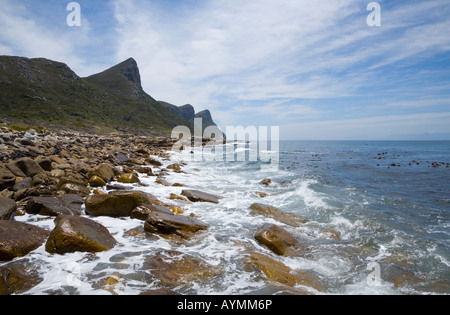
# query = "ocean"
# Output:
<box><xmin>13</xmin><ymin>140</ymin><xmax>450</xmax><ymax>295</ymax></box>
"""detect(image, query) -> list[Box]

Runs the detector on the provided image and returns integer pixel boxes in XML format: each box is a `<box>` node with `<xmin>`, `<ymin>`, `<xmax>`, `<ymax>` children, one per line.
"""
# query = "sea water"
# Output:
<box><xmin>9</xmin><ymin>141</ymin><xmax>450</xmax><ymax>295</ymax></box>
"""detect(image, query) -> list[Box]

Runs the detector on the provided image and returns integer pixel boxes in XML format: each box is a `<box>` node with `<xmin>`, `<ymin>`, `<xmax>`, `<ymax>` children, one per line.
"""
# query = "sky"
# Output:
<box><xmin>1</xmin><ymin>0</ymin><xmax>450</xmax><ymax>140</ymax></box>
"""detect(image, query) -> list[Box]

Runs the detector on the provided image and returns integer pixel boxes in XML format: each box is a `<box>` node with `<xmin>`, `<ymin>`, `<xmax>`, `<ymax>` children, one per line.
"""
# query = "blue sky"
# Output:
<box><xmin>1</xmin><ymin>0</ymin><xmax>450</xmax><ymax>140</ymax></box>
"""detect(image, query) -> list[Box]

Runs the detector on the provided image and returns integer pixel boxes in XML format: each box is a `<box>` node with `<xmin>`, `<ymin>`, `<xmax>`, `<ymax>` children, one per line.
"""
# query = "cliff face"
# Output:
<box><xmin>0</xmin><ymin>56</ymin><xmax>218</xmax><ymax>136</ymax></box>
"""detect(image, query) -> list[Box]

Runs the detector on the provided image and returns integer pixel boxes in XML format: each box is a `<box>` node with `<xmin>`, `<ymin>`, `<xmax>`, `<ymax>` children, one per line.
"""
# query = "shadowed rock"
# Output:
<box><xmin>144</xmin><ymin>211</ymin><xmax>209</xmax><ymax>239</ymax></box>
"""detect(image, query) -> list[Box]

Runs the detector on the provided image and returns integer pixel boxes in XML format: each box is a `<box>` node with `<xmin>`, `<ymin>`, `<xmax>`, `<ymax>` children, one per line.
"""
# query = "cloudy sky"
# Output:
<box><xmin>1</xmin><ymin>0</ymin><xmax>450</xmax><ymax>140</ymax></box>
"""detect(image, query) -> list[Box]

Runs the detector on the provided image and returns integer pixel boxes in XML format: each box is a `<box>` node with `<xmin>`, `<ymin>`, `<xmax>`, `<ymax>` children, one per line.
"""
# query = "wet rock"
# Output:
<box><xmin>250</xmin><ymin>203</ymin><xmax>308</xmax><ymax>227</ymax></box>
<box><xmin>261</xmin><ymin>178</ymin><xmax>272</xmax><ymax>186</ymax></box>
<box><xmin>0</xmin><ymin>263</ymin><xmax>43</xmax><ymax>295</ymax></box>
<box><xmin>0</xmin><ymin>197</ymin><xmax>16</xmax><ymax>220</ymax></box>
<box><xmin>45</xmin><ymin>215</ymin><xmax>117</xmax><ymax>254</ymax></box>
<box><xmin>143</xmin><ymin>250</ymin><xmax>220</xmax><ymax>286</ymax></box>
<box><xmin>130</xmin><ymin>204</ymin><xmax>173</xmax><ymax>221</ymax></box>
<box><xmin>117</xmin><ymin>173</ymin><xmax>140</xmax><ymax>184</ymax></box>
<box><xmin>85</xmin><ymin>190</ymin><xmax>153</xmax><ymax>217</ymax></box>
<box><xmin>169</xmin><ymin>193</ymin><xmax>190</xmax><ymax>202</ymax></box>
<box><xmin>254</xmin><ymin>224</ymin><xmax>302</xmax><ymax>256</ymax></box>
<box><xmin>26</xmin><ymin>194</ymin><xmax>84</xmax><ymax>216</ymax></box>
<box><xmin>88</xmin><ymin>163</ymin><xmax>115</xmax><ymax>183</ymax></box>
<box><xmin>6</xmin><ymin>158</ymin><xmax>44</xmax><ymax>178</ymax></box>
<box><xmin>146</xmin><ymin>158</ymin><xmax>162</xmax><ymax>167</ymax></box>
<box><xmin>0</xmin><ymin>221</ymin><xmax>49</xmax><ymax>261</ymax></box>
<box><xmin>89</xmin><ymin>176</ymin><xmax>106</xmax><ymax>187</ymax></box>
<box><xmin>181</xmin><ymin>190</ymin><xmax>223</xmax><ymax>204</ymax></box>
<box><xmin>144</xmin><ymin>211</ymin><xmax>209</xmax><ymax>239</ymax></box>
<box><xmin>155</xmin><ymin>178</ymin><xmax>171</xmax><ymax>187</ymax></box>
<box><xmin>246</xmin><ymin>252</ymin><xmax>323</xmax><ymax>292</ymax></box>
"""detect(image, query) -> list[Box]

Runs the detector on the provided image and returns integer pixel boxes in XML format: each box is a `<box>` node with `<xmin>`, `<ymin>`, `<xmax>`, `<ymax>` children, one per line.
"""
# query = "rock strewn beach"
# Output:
<box><xmin>0</xmin><ymin>127</ymin><xmax>421</xmax><ymax>295</ymax></box>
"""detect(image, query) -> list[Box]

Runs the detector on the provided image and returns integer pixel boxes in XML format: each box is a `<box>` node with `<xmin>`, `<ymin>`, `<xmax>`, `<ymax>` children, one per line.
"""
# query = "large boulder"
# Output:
<box><xmin>0</xmin><ymin>221</ymin><xmax>49</xmax><ymax>261</ymax></box>
<box><xmin>144</xmin><ymin>211</ymin><xmax>209</xmax><ymax>239</ymax></box>
<box><xmin>181</xmin><ymin>190</ymin><xmax>223</xmax><ymax>204</ymax></box>
<box><xmin>6</xmin><ymin>158</ymin><xmax>44</xmax><ymax>178</ymax></box>
<box><xmin>85</xmin><ymin>191</ymin><xmax>152</xmax><ymax>217</ymax></box>
<box><xmin>0</xmin><ymin>197</ymin><xmax>16</xmax><ymax>220</ymax></box>
<box><xmin>254</xmin><ymin>224</ymin><xmax>302</xmax><ymax>256</ymax></box>
<box><xmin>26</xmin><ymin>194</ymin><xmax>84</xmax><ymax>216</ymax></box>
<box><xmin>143</xmin><ymin>250</ymin><xmax>220</xmax><ymax>286</ymax></box>
<box><xmin>246</xmin><ymin>252</ymin><xmax>323</xmax><ymax>292</ymax></box>
<box><xmin>45</xmin><ymin>215</ymin><xmax>117</xmax><ymax>254</ymax></box>
<box><xmin>250</xmin><ymin>203</ymin><xmax>307</xmax><ymax>227</ymax></box>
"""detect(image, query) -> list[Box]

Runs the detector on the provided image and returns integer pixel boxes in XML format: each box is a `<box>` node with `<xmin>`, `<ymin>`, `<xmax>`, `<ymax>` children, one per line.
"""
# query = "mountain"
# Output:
<box><xmin>158</xmin><ymin>102</ymin><xmax>219</xmax><ymax>131</ymax></box>
<box><xmin>0</xmin><ymin>56</ymin><xmax>217</xmax><ymax>136</ymax></box>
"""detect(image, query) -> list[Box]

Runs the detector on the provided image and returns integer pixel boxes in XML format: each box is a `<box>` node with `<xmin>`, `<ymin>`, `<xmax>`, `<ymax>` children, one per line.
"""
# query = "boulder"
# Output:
<box><xmin>0</xmin><ymin>221</ymin><xmax>49</xmax><ymax>261</ymax></box>
<box><xmin>246</xmin><ymin>252</ymin><xmax>323</xmax><ymax>292</ymax></box>
<box><xmin>45</xmin><ymin>215</ymin><xmax>117</xmax><ymax>254</ymax></box>
<box><xmin>250</xmin><ymin>203</ymin><xmax>307</xmax><ymax>227</ymax></box>
<box><xmin>89</xmin><ymin>176</ymin><xmax>106</xmax><ymax>187</ymax></box>
<box><xmin>144</xmin><ymin>211</ymin><xmax>209</xmax><ymax>239</ymax></box>
<box><xmin>261</xmin><ymin>178</ymin><xmax>272</xmax><ymax>186</ymax></box>
<box><xmin>155</xmin><ymin>178</ymin><xmax>171</xmax><ymax>187</ymax></box>
<box><xmin>254</xmin><ymin>224</ymin><xmax>302</xmax><ymax>256</ymax></box>
<box><xmin>0</xmin><ymin>263</ymin><xmax>42</xmax><ymax>295</ymax></box>
<box><xmin>130</xmin><ymin>204</ymin><xmax>173</xmax><ymax>221</ymax></box>
<box><xmin>0</xmin><ymin>168</ymin><xmax>16</xmax><ymax>191</ymax></box>
<box><xmin>88</xmin><ymin>164</ymin><xmax>115</xmax><ymax>183</ymax></box>
<box><xmin>26</xmin><ymin>194</ymin><xmax>84</xmax><ymax>216</ymax></box>
<box><xmin>181</xmin><ymin>190</ymin><xmax>223</xmax><ymax>204</ymax></box>
<box><xmin>85</xmin><ymin>190</ymin><xmax>152</xmax><ymax>217</ymax></box>
<box><xmin>143</xmin><ymin>250</ymin><xmax>220</xmax><ymax>286</ymax></box>
<box><xmin>0</xmin><ymin>197</ymin><xmax>16</xmax><ymax>220</ymax></box>
<box><xmin>6</xmin><ymin>158</ymin><xmax>44</xmax><ymax>178</ymax></box>
<box><xmin>117</xmin><ymin>173</ymin><xmax>140</xmax><ymax>184</ymax></box>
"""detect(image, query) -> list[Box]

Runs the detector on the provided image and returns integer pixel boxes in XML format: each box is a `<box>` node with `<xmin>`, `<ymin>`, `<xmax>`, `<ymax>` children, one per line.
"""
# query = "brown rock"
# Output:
<box><xmin>26</xmin><ymin>194</ymin><xmax>84</xmax><ymax>216</ymax></box>
<box><xmin>254</xmin><ymin>224</ymin><xmax>302</xmax><ymax>256</ymax></box>
<box><xmin>0</xmin><ymin>197</ymin><xmax>16</xmax><ymax>220</ymax></box>
<box><xmin>117</xmin><ymin>173</ymin><xmax>140</xmax><ymax>184</ymax></box>
<box><xmin>0</xmin><ymin>221</ymin><xmax>49</xmax><ymax>261</ymax></box>
<box><xmin>60</xmin><ymin>183</ymin><xmax>90</xmax><ymax>197</ymax></box>
<box><xmin>45</xmin><ymin>215</ymin><xmax>117</xmax><ymax>254</ymax></box>
<box><xmin>6</xmin><ymin>158</ymin><xmax>44</xmax><ymax>178</ymax></box>
<box><xmin>0</xmin><ymin>168</ymin><xmax>16</xmax><ymax>191</ymax></box>
<box><xmin>89</xmin><ymin>176</ymin><xmax>107</xmax><ymax>187</ymax></box>
<box><xmin>85</xmin><ymin>190</ymin><xmax>152</xmax><ymax>217</ymax></box>
<box><xmin>144</xmin><ymin>211</ymin><xmax>209</xmax><ymax>239</ymax></box>
<box><xmin>0</xmin><ymin>263</ymin><xmax>42</xmax><ymax>295</ymax></box>
<box><xmin>181</xmin><ymin>190</ymin><xmax>223</xmax><ymax>204</ymax></box>
<box><xmin>250</xmin><ymin>203</ymin><xmax>308</xmax><ymax>227</ymax></box>
<box><xmin>35</xmin><ymin>156</ymin><xmax>52</xmax><ymax>172</ymax></box>
<box><xmin>246</xmin><ymin>252</ymin><xmax>323</xmax><ymax>292</ymax></box>
<box><xmin>130</xmin><ymin>204</ymin><xmax>173</xmax><ymax>221</ymax></box>
<box><xmin>261</xmin><ymin>178</ymin><xmax>272</xmax><ymax>186</ymax></box>
<box><xmin>155</xmin><ymin>178</ymin><xmax>171</xmax><ymax>186</ymax></box>
<box><xmin>143</xmin><ymin>250</ymin><xmax>220</xmax><ymax>286</ymax></box>
<box><xmin>89</xmin><ymin>163</ymin><xmax>115</xmax><ymax>182</ymax></box>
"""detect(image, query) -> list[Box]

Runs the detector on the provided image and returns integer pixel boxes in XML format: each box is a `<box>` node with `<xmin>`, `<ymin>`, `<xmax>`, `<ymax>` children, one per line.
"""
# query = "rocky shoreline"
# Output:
<box><xmin>0</xmin><ymin>127</ymin><xmax>421</xmax><ymax>295</ymax></box>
